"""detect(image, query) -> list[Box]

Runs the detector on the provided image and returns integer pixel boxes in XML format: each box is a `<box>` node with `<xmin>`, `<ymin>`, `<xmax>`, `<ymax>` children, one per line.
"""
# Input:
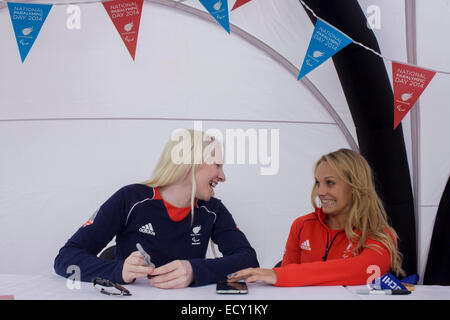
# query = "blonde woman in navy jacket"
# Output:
<box><xmin>54</xmin><ymin>130</ymin><xmax>258</xmax><ymax>288</ymax></box>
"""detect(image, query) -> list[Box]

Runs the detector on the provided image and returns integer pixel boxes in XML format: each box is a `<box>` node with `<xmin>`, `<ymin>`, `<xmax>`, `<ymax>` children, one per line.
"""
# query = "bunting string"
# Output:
<box><xmin>297</xmin><ymin>0</ymin><xmax>450</xmax><ymax>75</ymax></box>
<box><xmin>296</xmin><ymin>0</ymin><xmax>438</xmax><ymax>128</ymax></box>
<box><xmin>2</xmin><ymin>0</ymin><xmax>448</xmax><ymax>129</ymax></box>
<box><xmin>1</xmin><ymin>0</ymin><xmax>449</xmax><ymax>74</ymax></box>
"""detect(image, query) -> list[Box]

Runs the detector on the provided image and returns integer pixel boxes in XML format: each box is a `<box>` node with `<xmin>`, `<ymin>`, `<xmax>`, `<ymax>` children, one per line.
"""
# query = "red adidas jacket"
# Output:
<box><xmin>273</xmin><ymin>207</ymin><xmax>391</xmax><ymax>287</ymax></box>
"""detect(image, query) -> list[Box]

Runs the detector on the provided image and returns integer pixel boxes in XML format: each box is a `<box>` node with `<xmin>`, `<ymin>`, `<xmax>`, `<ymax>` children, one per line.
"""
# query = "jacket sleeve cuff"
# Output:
<box><xmin>188</xmin><ymin>258</ymin><xmax>211</xmax><ymax>287</ymax></box>
<box><xmin>112</xmin><ymin>260</ymin><xmax>126</xmax><ymax>284</ymax></box>
<box><xmin>273</xmin><ymin>267</ymin><xmax>284</xmax><ymax>286</ymax></box>
<box><xmin>273</xmin><ymin>266</ymin><xmax>298</xmax><ymax>287</ymax></box>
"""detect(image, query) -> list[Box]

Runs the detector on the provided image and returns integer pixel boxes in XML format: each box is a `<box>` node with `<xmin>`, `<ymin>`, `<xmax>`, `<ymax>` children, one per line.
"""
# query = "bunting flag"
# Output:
<box><xmin>231</xmin><ymin>0</ymin><xmax>252</xmax><ymax>11</ymax></box>
<box><xmin>199</xmin><ymin>0</ymin><xmax>230</xmax><ymax>34</ymax></box>
<box><xmin>102</xmin><ymin>0</ymin><xmax>144</xmax><ymax>60</ymax></box>
<box><xmin>392</xmin><ymin>62</ymin><xmax>436</xmax><ymax>129</ymax></box>
<box><xmin>7</xmin><ymin>2</ymin><xmax>53</xmax><ymax>63</ymax></box>
<box><xmin>298</xmin><ymin>19</ymin><xmax>352</xmax><ymax>80</ymax></box>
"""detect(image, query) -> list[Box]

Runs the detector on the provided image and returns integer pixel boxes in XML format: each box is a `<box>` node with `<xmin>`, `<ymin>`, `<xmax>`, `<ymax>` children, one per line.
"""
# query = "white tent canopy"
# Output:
<box><xmin>0</xmin><ymin>0</ymin><xmax>449</xmax><ymax>284</ymax></box>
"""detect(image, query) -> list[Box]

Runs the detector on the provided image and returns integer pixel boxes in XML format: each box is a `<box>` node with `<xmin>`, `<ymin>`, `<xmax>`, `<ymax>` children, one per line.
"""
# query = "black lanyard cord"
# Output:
<box><xmin>322</xmin><ymin>231</ymin><xmax>342</xmax><ymax>261</ymax></box>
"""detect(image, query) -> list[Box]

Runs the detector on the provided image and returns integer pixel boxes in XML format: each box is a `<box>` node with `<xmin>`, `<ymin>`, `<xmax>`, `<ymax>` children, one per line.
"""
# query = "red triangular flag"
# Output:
<box><xmin>392</xmin><ymin>62</ymin><xmax>436</xmax><ymax>129</ymax></box>
<box><xmin>103</xmin><ymin>0</ymin><xmax>144</xmax><ymax>60</ymax></box>
<box><xmin>231</xmin><ymin>0</ymin><xmax>252</xmax><ymax>11</ymax></box>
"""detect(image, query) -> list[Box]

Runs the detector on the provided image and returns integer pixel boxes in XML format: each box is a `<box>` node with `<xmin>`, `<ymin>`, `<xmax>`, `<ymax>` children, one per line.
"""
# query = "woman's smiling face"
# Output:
<box><xmin>314</xmin><ymin>161</ymin><xmax>353</xmax><ymax>218</ymax></box>
<box><xmin>194</xmin><ymin>142</ymin><xmax>226</xmax><ymax>201</ymax></box>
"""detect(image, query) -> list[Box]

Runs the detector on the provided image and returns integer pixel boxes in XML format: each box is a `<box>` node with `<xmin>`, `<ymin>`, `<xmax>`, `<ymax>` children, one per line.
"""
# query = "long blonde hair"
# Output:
<box><xmin>142</xmin><ymin>129</ymin><xmax>218</xmax><ymax>223</ymax></box>
<box><xmin>310</xmin><ymin>148</ymin><xmax>405</xmax><ymax>277</ymax></box>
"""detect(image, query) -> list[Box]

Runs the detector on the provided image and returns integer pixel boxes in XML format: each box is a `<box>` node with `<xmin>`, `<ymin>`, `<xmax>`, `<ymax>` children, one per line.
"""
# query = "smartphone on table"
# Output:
<box><xmin>216</xmin><ymin>281</ymin><xmax>248</xmax><ymax>294</ymax></box>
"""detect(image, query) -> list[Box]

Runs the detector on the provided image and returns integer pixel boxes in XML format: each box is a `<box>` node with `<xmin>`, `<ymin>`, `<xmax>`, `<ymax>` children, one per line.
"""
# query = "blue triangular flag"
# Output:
<box><xmin>198</xmin><ymin>0</ymin><xmax>230</xmax><ymax>34</ymax></box>
<box><xmin>8</xmin><ymin>2</ymin><xmax>53</xmax><ymax>63</ymax></box>
<box><xmin>298</xmin><ymin>19</ymin><xmax>352</xmax><ymax>80</ymax></box>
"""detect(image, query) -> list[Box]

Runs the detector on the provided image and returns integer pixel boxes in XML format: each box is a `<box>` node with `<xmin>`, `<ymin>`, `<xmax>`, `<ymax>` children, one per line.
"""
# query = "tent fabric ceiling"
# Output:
<box><xmin>0</xmin><ymin>0</ymin><xmax>449</xmax><ymax>283</ymax></box>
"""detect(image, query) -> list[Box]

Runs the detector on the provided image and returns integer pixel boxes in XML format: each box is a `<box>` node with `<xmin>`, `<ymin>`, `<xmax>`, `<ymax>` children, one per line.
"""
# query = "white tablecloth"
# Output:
<box><xmin>0</xmin><ymin>274</ymin><xmax>449</xmax><ymax>300</ymax></box>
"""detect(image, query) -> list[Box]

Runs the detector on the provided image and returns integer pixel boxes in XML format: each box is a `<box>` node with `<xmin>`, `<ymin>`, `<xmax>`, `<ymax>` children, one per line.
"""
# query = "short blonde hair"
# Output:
<box><xmin>311</xmin><ymin>148</ymin><xmax>405</xmax><ymax>277</ymax></box>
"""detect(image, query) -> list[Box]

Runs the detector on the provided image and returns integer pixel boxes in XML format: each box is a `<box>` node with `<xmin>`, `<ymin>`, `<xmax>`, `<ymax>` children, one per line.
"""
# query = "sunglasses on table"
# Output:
<box><xmin>92</xmin><ymin>277</ymin><xmax>131</xmax><ymax>297</ymax></box>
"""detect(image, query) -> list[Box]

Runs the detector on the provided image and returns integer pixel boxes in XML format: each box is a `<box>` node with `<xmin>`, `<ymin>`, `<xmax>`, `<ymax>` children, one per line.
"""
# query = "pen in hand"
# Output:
<box><xmin>136</xmin><ymin>243</ymin><xmax>155</xmax><ymax>279</ymax></box>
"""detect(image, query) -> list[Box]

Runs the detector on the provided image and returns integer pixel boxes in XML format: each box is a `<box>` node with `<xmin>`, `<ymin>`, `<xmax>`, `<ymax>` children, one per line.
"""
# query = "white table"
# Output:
<box><xmin>0</xmin><ymin>274</ymin><xmax>353</xmax><ymax>300</ymax></box>
<box><xmin>0</xmin><ymin>274</ymin><xmax>449</xmax><ymax>300</ymax></box>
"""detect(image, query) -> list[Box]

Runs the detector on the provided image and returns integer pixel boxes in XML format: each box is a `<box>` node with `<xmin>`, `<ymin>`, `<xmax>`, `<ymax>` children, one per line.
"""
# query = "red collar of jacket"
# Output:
<box><xmin>314</xmin><ymin>207</ymin><xmax>369</xmax><ymax>242</ymax></box>
<box><xmin>313</xmin><ymin>207</ymin><xmax>331</xmax><ymax>229</ymax></box>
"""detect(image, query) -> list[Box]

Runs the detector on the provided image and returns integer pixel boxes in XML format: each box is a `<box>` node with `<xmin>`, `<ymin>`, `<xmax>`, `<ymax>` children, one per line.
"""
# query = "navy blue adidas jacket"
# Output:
<box><xmin>54</xmin><ymin>184</ymin><xmax>259</xmax><ymax>286</ymax></box>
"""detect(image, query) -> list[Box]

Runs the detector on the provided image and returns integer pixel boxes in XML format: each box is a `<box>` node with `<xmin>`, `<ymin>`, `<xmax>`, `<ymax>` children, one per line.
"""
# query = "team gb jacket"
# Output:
<box><xmin>274</xmin><ymin>207</ymin><xmax>392</xmax><ymax>286</ymax></box>
<box><xmin>54</xmin><ymin>184</ymin><xmax>259</xmax><ymax>286</ymax></box>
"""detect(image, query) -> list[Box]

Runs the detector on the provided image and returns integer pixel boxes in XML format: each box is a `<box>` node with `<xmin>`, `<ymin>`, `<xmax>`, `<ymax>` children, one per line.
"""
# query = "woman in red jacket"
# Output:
<box><xmin>228</xmin><ymin>148</ymin><xmax>405</xmax><ymax>286</ymax></box>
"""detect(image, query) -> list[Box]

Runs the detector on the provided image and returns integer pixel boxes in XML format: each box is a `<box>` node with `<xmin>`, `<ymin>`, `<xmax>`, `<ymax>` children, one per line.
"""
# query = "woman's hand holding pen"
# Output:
<box><xmin>149</xmin><ymin>260</ymin><xmax>194</xmax><ymax>289</ymax></box>
<box><xmin>122</xmin><ymin>251</ymin><xmax>155</xmax><ymax>284</ymax></box>
<box><xmin>127</xmin><ymin>243</ymin><xmax>193</xmax><ymax>288</ymax></box>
